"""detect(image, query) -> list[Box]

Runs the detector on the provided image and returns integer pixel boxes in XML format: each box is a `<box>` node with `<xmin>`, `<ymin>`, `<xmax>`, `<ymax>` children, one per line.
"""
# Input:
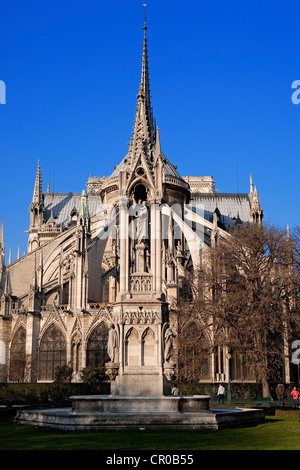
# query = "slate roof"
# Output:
<box><xmin>108</xmin><ymin>158</ymin><xmax>126</xmax><ymax>179</ymax></box>
<box><xmin>190</xmin><ymin>193</ymin><xmax>250</xmax><ymax>229</ymax></box>
<box><xmin>43</xmin><ymin>191</ymin><xmax>251</xmax><ymax>231</ymax></box>
<box><xmin>162</xmin><ymin>156</ymin><xmax>187</xmax><ymax>181</ymax></box>
<box><xmin>43</xmin><ymin>192</ymin><xmax>102</xmax><ymax>227</ymax></box>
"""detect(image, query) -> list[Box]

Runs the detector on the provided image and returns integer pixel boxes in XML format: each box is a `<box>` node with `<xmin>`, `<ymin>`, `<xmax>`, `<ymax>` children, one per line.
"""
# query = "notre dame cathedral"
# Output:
<box><xmin>0</xmin><ymin>18</ymin><xmax>264</xmax><ymax>392</ymax></box>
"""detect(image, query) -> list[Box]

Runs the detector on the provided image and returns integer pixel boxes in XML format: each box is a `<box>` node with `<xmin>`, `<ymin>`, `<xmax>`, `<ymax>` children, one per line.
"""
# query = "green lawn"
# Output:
<box><xmin>1</xmin><ymin>408</ymin><xmax>300</xmax><ymax>450</ymax></box>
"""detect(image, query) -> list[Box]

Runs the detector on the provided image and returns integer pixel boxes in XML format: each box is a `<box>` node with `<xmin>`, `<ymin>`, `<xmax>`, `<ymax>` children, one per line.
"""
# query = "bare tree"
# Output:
<box><xmin>292</xmin><ymin>226</ymin><xmax>300</xmax><ymax>271</ymax></box>
<box><xmin>177</xmin><ymin>223</ymin><xmax>300</xmax><ymax>397</ymax></box>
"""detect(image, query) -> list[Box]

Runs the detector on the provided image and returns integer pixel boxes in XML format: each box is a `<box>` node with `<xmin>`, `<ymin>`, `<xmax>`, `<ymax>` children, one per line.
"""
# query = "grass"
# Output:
<box><xmin>1</xmin><ymin>408</ymin><xmax>300</xmax><ymax>450</ymax></box>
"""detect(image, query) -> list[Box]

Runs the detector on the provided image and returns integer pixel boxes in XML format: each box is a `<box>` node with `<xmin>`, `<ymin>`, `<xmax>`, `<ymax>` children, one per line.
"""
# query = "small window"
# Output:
<box><xmin>133</xmin><ymin>183</ymin><xmax>147</xmax><ymax>203</ymax></box>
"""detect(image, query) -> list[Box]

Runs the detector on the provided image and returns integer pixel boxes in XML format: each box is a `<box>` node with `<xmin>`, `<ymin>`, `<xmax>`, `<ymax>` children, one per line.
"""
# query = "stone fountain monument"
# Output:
<box><xmin>15</xmin><ymin>297</ymin><xmax>264</xmax><ymax>430</ymax></box>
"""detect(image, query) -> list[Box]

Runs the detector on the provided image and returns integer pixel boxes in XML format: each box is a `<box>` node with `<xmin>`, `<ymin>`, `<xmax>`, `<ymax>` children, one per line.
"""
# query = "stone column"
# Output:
<box><xmin>75</xmin><ymin>254</ymin><xmax>83</xmax><ymax>310</ymax></box>
<box><xmin>68</xmin><ymin>272</ymin><xmax>74</xmax><ymax>310</ymax></box>
<box><xmin>158</xmin><ymin>317</ymin><xmax>162</xmax><ymax>367</ymax></box>
<box><xmin>119</xmin><ymin>321</ymin><xmax>124</xmax><ymax>375</ymax></box>
<box><xmin>82</xmin><ymin>338</ymin><xmax>87</xmax><ymax>370</ymax></box>
<box><xmin>150</xmin><ymin>202</ymin><xmax>157</xmax><ymax>292</ymax></box>
<box><xmin>109</xmin><ymin>276</ymin><xmax>116</xmax><ymax>303</ymax></box>
<box><xmin>25</xmin><ymin>313</ymin><xmax>40</xmax><ymax>383</ymax></box>
<box><xmin>0</xmin><ymin>317</ymin><xmax>11</xmax><ymax>382</ymax></box>
<box><xmin>66</xmin><ymin>334</ymin><xmax>72</xmax><ymax>367</ymax></box>
<box><xmin>155</xmin><ymin>205</ymin><xmax>162</xmax><ymax>297</ymax></box>
<box><xmin>118</xmin><ymin>197</ymin><xmax>128</xmax><ymax>299</ymax></box>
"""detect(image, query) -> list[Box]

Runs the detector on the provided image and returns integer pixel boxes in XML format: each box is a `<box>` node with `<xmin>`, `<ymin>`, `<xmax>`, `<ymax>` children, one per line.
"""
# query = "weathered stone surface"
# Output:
<box><xmin>70</xmin><ymin>394</ymin><xmax>210</xmax><ymax>414</ymax></box>
<box><xmin>15</xmin><ymin>395</ymin><xmax>265</xmax><ymax>431</ymax></box>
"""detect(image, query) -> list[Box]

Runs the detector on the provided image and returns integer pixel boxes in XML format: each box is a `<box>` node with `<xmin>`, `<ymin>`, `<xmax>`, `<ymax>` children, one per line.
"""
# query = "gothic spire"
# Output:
<box><xmin>0</xmin><ymin>220</ymin><xmax>4</xmax><ymax>272</ymax></box>
<box><xmin>139</xmin><ymin>13</ymin><xmax>154</xmax><ymax>142</ymax></box>
<box><xmin>250</xmin><ymin>173</ymin><xmax>254</xmax><ymax>193</ymax></box>
<box><xmin>154</xmin><ymin>126</ymin><xmax>162</xmax><ymax>161</ymax></box>
<box><xmin>249</xmin><ymin>177</ymin><xmax>264</xmax><ymax>224</ymax></box>
<box><xmin>127</xmin><ymin>14</ymin><xmax>155</xmax><ymax>170</ymax></box>
<box><xmin>0</xmin><ymin>219</ymin><xmax>3</xmax><ymax>250</ymax></box>
<box><xmin>78</xmin><ymin>190</ymin><xmax>90</xmax><ymax>233</ymax></box>
<box><xmin>29</xmin><ymin>161</ymin><xmax>44</xmax><ymax>235</ymax></box>
<box><xmin>31</xmin><ymin>160</ymin><xmax>43</xmax><ymax>207</ymax></box>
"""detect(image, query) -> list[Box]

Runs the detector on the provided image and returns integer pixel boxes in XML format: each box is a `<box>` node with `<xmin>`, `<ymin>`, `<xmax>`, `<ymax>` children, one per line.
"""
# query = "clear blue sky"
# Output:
<box><xmin>0</xmin><ymin>0</ymin><xmax>299</xmax><ymax>263</ymax></box>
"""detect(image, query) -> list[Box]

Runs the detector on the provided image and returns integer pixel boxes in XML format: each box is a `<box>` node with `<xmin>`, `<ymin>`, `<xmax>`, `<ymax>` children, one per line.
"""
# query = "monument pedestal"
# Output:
<box><xmin>71</xmin><ymin>394</ymin><xmax>210</xmax><ymax>414</ymax></box>
<box><xmin>113</xmin><ymin>368</ymin><xmax>165</xmax><ymax>396</ymax></box>
<box><xmin>15</xmin><ymin>394</ymin><xmax>265</xmax><ymax>430</ymax></box>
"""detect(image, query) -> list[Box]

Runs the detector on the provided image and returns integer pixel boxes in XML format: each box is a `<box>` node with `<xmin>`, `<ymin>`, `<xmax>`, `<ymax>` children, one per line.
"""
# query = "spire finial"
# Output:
<box><xmin>0</xmin><ymin>220</ymin><xmax>4</xmax><ymax>265</ymax></box>
<box><xmin>128</xmin><ymin>6</ymin><xmax>154</xmax><ymax>162</ymax></box>
<box><xmin>155</xmin><ymin>126</ymin><xmax>161</xmax><ymax>160</ymax></box>
<box><xmin>143</xmin><ymin>4</ymin><xmax>147</xmax><ymax>29</ymax></box>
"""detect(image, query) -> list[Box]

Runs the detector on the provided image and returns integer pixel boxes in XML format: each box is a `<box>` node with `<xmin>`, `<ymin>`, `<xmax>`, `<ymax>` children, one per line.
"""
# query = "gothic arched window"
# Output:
<box><xmin>86</xmin><ymin>322</ymin><xmax>110</xmax><ymax>368</ymax></box>
<box><xmin>9</xmin><ymin>327</ymin><xmax>26</xmax><ymax>382</ymax></box>
<box><xmin>133</xmin><ymin>183</ymin><xmax>147</xmax><ymax>203</ymax></box>
<box><xmin>142</xmin><ymin>328</ymin><xmax>156</xmax><ymax>366</ymax></box>
<box><xmin>125</xmin><ymin>328</ymin><xmax>140</xmax><ymax>366</ymax></box>
<box><xmin>230</xmin><ymin>351</ymin><xmax>255</xmax><ymax>381</ymax></box>
<box><xmin>38</xmin><ymin>324</ymin><xmax>67</xmax><ymax>381</ymax></box>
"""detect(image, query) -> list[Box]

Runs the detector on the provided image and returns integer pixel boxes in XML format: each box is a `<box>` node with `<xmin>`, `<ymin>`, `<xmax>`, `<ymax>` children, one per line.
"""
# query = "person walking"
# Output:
<box><xmin>217</xmin><ymin>384</ymin><xmax>225</xmax><ymax>404</ymax></box>
<box><xmin>291</xmin><ymin>386</ymin><xmax>299</xmax><ymax>409</ymax></box>
<box><xmin>275</xmin><ymin>383</ymin><xmax>285</xmax><ymax>406</ymax></box>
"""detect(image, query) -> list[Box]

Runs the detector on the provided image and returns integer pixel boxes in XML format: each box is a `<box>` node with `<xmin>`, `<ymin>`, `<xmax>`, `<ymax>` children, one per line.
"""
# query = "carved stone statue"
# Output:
<box><xmin>107</xmin><ymin>324</ymin><xmax>118</xmax><ymax>363</ymax></box>
<box><xmin>136</xmin><ymin>201</ymin><xmax>148</xmax><ymax>243</ymax></box>
<box><xmin>164</xmin><ymin>323</ymin><xmax>176</xmax><ymax>363</ymax></box>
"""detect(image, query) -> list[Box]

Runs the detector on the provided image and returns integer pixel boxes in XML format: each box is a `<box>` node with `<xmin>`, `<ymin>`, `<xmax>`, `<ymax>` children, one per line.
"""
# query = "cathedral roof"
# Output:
<box><xmin>43</xmin><ymin>192</ymin><xmax>102</xmax><ymax>227</ymax></box>
<box><xmin>191</xmin><ymin>193</ymin><xmax>250</xmax><ymax>229</ymax></box>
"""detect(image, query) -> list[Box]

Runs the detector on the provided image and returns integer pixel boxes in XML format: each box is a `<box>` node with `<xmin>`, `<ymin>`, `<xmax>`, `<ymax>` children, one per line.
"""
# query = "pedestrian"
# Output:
<box><xmin>171</xmin><ymin>384</ymin><xmax>180</xmax><ymax>395</ymax></box>
<box><xmin>291</xmin><ymin>386</ymin><xmax>299</xmax><ymax>409</ymax></box>
<box><xmin>275</xmin><ymin>383</ymin><xmax>285</xmax><ymax>406</ymax></box>
<box><xmin>217</xmin><ymin>384</ymin><xmax>225</xmax><ymax>404</ymax></box>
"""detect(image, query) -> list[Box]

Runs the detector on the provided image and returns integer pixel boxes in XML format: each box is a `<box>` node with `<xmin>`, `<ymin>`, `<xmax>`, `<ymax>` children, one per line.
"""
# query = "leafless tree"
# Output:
<box><xmin>177</xmin><ymin>223</ymin><xmax>300</xmax><ymax>397</ymax></box>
